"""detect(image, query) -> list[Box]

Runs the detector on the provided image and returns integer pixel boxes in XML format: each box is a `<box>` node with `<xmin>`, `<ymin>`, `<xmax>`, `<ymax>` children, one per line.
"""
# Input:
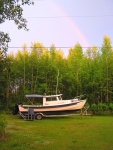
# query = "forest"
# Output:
<box><xmin>0</xmin><ymin>35</ymin><xmax>113</xmax><ymax>110</ymax></box>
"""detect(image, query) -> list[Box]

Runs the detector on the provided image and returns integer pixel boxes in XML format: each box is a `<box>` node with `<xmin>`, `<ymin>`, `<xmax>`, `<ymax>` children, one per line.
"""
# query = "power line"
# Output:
<box><xmin>8</xmin><ymin>46</ymin><xmax>104</xmax><ymax>49</ymax></box>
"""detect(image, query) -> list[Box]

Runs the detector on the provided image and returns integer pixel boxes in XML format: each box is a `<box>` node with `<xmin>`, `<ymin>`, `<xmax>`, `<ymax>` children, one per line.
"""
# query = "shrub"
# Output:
<box><xmin>102</xmin><ymin>103</ymin><xmax>108</xmax><ymax>111</ymax></box>
<box><xmin>91</xmin><ymin>103</ymin><xmax>97</xmax><ymax>114</ymax></box>
<box><xmin>108</xmin><ymin>103</ymin><xmax>113</xmax><ymax>112</ymax></box>
<box><xmin>98</xmin><ymin>103</ymin><xmax>108</xmax><ymax>111</ymax></box>
<box><xmin>0</xmin><ymin>114</ymin><xmax>7</xmax><ymax>139</ymax></box>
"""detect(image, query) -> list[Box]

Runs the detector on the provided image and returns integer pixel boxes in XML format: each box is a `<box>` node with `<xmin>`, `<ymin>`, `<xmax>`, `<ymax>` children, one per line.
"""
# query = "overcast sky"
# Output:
<box><xmin>1</xmin><ymin>0</ymin><xmax>113</xmax><ymax>56</ymax></box>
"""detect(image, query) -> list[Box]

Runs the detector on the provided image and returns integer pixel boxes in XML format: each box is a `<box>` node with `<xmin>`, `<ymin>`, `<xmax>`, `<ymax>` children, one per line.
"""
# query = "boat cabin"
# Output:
<box><xmin>25</xmin><ymin>94</ymin><xmax>78</xmax><ymax>106</ymax></box>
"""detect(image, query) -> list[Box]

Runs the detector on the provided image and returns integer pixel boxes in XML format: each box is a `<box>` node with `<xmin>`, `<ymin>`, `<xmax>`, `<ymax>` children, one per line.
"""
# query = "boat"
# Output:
<box><xmin>17</xmin><ymin>94</ymin><xmax>87</xmax><ymax>120</ymax></box>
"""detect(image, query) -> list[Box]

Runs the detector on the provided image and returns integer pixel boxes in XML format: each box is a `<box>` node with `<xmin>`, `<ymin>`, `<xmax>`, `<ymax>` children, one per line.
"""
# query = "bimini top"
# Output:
<box><xmin>25</xmin><ymin>94</ymin><xmax>62</xmax><ymax>98</ymax></box>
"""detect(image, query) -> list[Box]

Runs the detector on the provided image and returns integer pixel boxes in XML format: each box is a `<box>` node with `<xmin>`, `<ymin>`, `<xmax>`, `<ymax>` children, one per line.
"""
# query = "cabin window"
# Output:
<box><xmin>29</xmin><ymin>97</ymin><xmax>43</xmax><ymax>105</ymax></box>
<box><xmin>46</xmin><ymin>97</ymin><xmax>57</xmax><ymax>101</ymax></box>
<box><xmin>35</xmin><ymin>98</ymin><xmax>43</xmax><ymax>105</ymax></box>
<box><xmin>58</xmin><ymin>96</ymin><xmax>62</xmax><ymax>100</ymax></box>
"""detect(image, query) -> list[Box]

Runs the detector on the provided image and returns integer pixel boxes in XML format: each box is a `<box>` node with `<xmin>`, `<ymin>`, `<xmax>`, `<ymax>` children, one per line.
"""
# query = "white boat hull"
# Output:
<box><xmin>19</xmin><ymin>99</ymin><xmax>86</xmax><ymax>113</ymax></box>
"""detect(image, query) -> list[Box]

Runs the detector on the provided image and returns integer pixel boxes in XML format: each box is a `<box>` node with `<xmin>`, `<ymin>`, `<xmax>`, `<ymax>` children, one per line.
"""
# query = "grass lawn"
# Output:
<box><xmin>1</xmin><ymin>114</ymin><xmax>113</xmax><ymax>150</ymax></box>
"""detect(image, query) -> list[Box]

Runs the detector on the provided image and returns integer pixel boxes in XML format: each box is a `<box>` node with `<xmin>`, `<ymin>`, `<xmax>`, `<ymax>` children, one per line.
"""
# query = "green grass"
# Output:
<box><xmin>1</xmin><ymin>114</ymin><xmax>113</xmax><ymax>150</ymax></box>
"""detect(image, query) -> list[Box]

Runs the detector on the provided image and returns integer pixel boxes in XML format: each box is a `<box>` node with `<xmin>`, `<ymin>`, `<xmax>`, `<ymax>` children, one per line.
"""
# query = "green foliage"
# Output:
<box><xmin>0</xmin><ymin>114</ymin><xmax>7</xmax><ymax>139</ymax></box>
<box><xmin>91</xmin><ymin>103</ymin><xmax>113</xmax><ymax>115</ymax></box>
<box><xmin>97</xmin><ymin>103</ymin><xmax>108</xmax><ymax>115</ymax></box>
<box><xmin>108</xmin><ymin>103</ymin><xmax>113</xmax><ymax>112</ymax></box>
<box><xmin>98</xmin><ymin>103</ymin><xmax>108</xmax><ymax>111</ymax></box>
<box><xmin>0</xmin><ymin>32</ymin><xmax>11</xmax><ymax>56</ymax></box>
<box><xmin>0</xmin><ymin>0</ymin><xmax>33</xmax><ymax>55</ymax></box>
<box><xmin>91</xmin><ymin>103</ymin><xmax>97</xmax><ymax>114</ymax></box>
<box><xmin>0</xmin><ymin>0</ymin><xmax>34</xmax><ymax>108</ymax></box>
<box><xmin>1</xmin><ymin>36</ymin><xmax>113</xmax><ymax>109</ymax></box>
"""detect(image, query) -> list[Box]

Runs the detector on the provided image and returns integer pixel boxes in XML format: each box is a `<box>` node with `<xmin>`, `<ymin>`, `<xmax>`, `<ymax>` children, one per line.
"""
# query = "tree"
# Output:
<box><xmin>101</xmin><ymin>36</ymin><xmax>113</xmax><ymax>103</ymax></box>
<box><xmin>0</xmin><ymin>0</ymin><xmax>34</xmax><ymax>108</ymax></box>
<box><xmin>85</xmin><ymin>46</ymin><xmax>101</xmax><ymax>104</ymax></box>
<box><xmin>0</xmin><ymin>0</ymin><xmax>34</xmax><ymax>55</ymax></box>
<box><xmin>68</xmin><ymin>43</ymin><xmax>83</xmax><ymax>96</ymax></box>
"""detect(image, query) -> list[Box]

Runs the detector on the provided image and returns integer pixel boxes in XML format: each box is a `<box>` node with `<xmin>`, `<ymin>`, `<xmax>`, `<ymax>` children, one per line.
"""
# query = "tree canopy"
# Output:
<box><xmin>0</xmin><ymin>0</ymin><xmax>33</xmax><ymax>55</ymax></box>
<box><xmin>0</xmin><ymin>36</ymin><xmax>112</xmax><ymax>109</ymax></box>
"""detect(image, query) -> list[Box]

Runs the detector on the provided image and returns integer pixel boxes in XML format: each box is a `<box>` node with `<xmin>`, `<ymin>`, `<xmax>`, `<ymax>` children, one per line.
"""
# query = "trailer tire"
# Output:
<box><xmin>36</xmin><ymin>114</ymin><xmax>42</xmax><ymax>120</ymax></box>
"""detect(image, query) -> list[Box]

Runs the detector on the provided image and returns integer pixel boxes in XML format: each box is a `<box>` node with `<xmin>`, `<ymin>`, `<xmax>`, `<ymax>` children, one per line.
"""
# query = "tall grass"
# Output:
<box><xmin>1</xmin><ymin>114</ymin><xmax>113</xmax><ymax>150</ymax></box>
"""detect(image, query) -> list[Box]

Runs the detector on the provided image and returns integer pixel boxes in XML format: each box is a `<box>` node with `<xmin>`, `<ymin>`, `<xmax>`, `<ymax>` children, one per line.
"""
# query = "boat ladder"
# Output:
<box><xmin>19</xmin><ymin>112</ymin><xmax>26</xmax><ymax>120</ymax></box>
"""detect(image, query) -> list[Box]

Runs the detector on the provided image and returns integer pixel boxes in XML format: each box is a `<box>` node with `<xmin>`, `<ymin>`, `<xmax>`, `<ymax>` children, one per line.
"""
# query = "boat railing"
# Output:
<box><xmin>74</xmin><ymin>94</ymin><xmax>86</xmax><ymax>100</ymax></box>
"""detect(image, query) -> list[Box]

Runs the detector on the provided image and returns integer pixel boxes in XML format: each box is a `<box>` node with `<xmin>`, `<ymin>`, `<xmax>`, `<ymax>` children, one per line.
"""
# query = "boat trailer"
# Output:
<box><xmin>19</xmin><ymin>106</ymin><xmax>92</xmax><ymax>121</ymax></box>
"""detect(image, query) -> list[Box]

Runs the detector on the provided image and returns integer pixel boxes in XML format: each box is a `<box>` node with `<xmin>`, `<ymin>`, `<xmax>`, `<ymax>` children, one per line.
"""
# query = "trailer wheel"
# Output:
<box><xmin>36</xmin><ymin>114</ymin><xmax>42</xmax><ymax>120</ymax></box>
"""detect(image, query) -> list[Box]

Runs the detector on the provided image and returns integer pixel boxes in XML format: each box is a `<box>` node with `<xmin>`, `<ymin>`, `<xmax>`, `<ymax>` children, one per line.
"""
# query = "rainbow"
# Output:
<box><xmin>49</xmin><ymin>0</ymin><xmax>90</xmax><ymax>48</ymax></box>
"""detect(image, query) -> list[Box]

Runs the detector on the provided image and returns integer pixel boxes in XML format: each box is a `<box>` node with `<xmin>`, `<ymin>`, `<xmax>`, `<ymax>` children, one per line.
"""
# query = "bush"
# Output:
<box><xmin>98</xmin><ymin>103</ymin><xmax>108</xmax><ymax>111</ymax></box>
<box><xmin>0</xmin><ymin>114</ymin><xmax>7</xmax><ymax>139</ymax></box>
<box><xmin>91</xmin><ymin>103</ymin><xmax>113</xmax><ymax>115</ymax></box>
<box><xmin>108</xmin><ymin>103</ymin><xmax>113</xmax><ymax>112</ymax></box>
<box><xmin>91</xmin><ymin>103</ymin><xmax>97</xmax><ymax>114</ymax></box>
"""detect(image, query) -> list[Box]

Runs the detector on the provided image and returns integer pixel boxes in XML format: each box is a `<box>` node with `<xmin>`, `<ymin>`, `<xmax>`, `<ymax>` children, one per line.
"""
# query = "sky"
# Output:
<box><xmin>1</xmin><ymin>0</ymin><xmax>113</xmax><ymax>56</ymax></box>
